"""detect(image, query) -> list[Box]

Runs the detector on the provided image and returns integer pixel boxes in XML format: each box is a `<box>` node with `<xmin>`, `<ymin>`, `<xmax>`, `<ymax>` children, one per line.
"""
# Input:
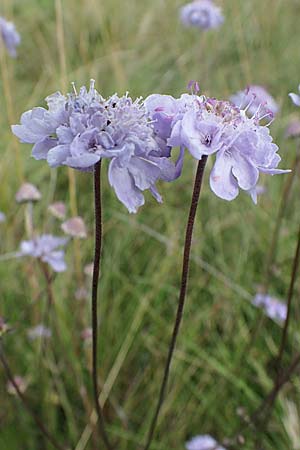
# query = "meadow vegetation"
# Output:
<box><xmin>1</xmin><ymin>1</ymin><xmax>300</xmax><ymax>449</ymax></box>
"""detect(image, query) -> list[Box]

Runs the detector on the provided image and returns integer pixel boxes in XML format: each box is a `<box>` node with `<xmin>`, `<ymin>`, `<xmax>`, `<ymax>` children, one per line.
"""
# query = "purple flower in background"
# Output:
<box><xmin>180</xmin><ymin>0</ymin><xmax>224</xmax><ymax>30</ymax></box>
<box><xmin>230</xmin><ymin>85</ymin><xmax>279</xmax><ymax>118</ymax></box>
<box><xmin>20</xmin><ymin>234</ymin><xmax>68</xmax><ymax>272</ymax></box>
<box><xmin>12</xmin><ymin>81</ymin><xmax>182</xmax><ymax>213</ymax></box>
<box><xmin>285</xmin><ymin>118</ymin><xmax>300</xmax><ymax>139</ymax></box>
<box><xmin>253</xmin><ymin>293</ymin><xmax>287</xmax><ymax>324</ymax></box>
<box><xmin>289</xmin><ymin>84</ymin><xmax>300</xmax><ymax>107</ymax></box>
<box><xmin>146</xmin><ymin>91</ymin><xmax>289</xmax><ymax>203</ymax></box>
<box><xmin>0</xmin><ymin>211</ymin><xmax>6</xmax><ymax>223</ymax></box>
<box><xmin>28</xmin><ymin>324</ymin><xmax>52</xmax><ymax>340</ymax></box>
<box><xmin>0</xmin><ymin>17</ymin><xmax>20</xmax><ymax>57</ymax></box>
<box><xmin>186</xmin><ymin>435</ymin><xmax>226</xmax><ymax>450</ymax></box>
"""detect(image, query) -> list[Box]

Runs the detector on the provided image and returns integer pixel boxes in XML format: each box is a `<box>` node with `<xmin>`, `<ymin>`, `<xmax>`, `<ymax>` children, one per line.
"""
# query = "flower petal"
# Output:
<box><xmin>32</xmin><ymin>138</ymin><xmax>57</xmax><ymax>160</ymax></box>
<box><xmin>210</xmin><ymin>150</ymin><xmax>239</xmax><ymax>201</ymax></box>
<box><xmin>128</xmin><ymin>157</ymin><xmax>161</xmax><ymax>190</ymax></box>
<box><xmin>289</xmin><ymin>93</ymin><xmax>300</xmax><ymax>107</ymax></box>
<box><xmin>231</xmin><ymin>151</ymin><xmax>259</xmax><ymax>190</ymax></box>
<box><xmin>47</xmin><ymin>145</ymin><xmax>70</xmax><ymax>167</ymax></box>
<box><xmin>64</xmin><ymin>153</ymin><xmax>100</xmax><ymax>169</ymax></box>
<box><xmin>108</xmin><ymin>158</ymin><xmax>145</xmax><ymax>213</ymax></box>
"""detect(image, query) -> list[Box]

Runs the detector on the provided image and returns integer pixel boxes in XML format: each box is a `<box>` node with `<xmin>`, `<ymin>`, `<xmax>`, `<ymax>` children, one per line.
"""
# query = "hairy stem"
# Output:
<box><xmin>92</xmin><ymin>161</ymin><xmax>113</xmax><ymax>450</ymax></box>
<box><xmin>0</xmin><ymin>342</ymin><xmax>68</xmax><ymax>450</ymax></box>
<box><xmin>143</xmin><ymin>157</ymin><xmax>208</xmax><ymax>450</ymax></box>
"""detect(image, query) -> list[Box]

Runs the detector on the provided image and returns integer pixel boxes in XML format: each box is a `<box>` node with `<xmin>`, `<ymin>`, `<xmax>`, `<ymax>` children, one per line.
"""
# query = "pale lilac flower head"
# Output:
<box><xmin>0</xmin><ymin>211</ymin><xmax>6</xmax><ymax>223</ymax></box>
<box><xmin>61</xmin><ymin>216</ymin><xmax>87</xmax><ymax>238</ymax></box>
<box><xmin>186</xmin><ymin>435</ymin><xmax>226</xmax><ymax>450</ymax></box>
<box><xmin>285</xmin><ymin>118</ymin><xmax>300</xmax><ymax>139</ymax></box>
<box><xmin>15</xmin><ymin>182</ymin><xmax>41</xmax><ymax>203</ymax></box>
<box><xmin>0</xmin><ymin>17</ymin><xmax>20</xmax><ymax>57</ymax></box>
<box><xmin>12</xmin><ymin>80</ymin><xmax>181</xmax><ymax>213</ymax></box>
<box><xmin>28</xmin><ymin>324</ymin><xmax>52</xmax><ymax>340</ymax></box>
<box><xmin>20</xmin><ymin>234</ymin><xmax>68</xmax><ymax>272</ymax></box>
<box><xmin>230</xmin><ymin>85</ymin><xmax>279</xmax><ymax>118</ymax></box>
<box><xmin>180</xmin><ymin>1</ymin><xmax>224</xmax><ymax>30</ymax></box>
<box><xmin>289</xmin><ymin>84</ymin><xmax>300</xmax><ymax>107</ymax></box>
<box><xmin>146</xmin><ymin>91</ymin><xmax>289</xmax><ymax>203</ymax></box>
<box><xmin>253</xmin><ymin>293</ymin><xmax>287</xmax><ymax>324</ymax></box>
<box><xmin>48</xmin><ymin>201</ymin><xmax>66</xmax><ymax>219</ymax></box>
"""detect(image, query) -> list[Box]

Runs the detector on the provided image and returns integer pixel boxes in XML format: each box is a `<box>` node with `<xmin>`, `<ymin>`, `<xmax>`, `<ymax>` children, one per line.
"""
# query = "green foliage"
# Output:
<box><xmin>1</xmin><ymin>1</ymin><xmax>300</xmax><ymax>449</ymax></box>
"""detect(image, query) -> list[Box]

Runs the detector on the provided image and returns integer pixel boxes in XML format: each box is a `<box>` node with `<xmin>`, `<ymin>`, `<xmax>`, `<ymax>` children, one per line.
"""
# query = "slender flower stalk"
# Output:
<box><xmin>275</xmin><ymin>224</ymin><xmax>300</xmax><ymax>371</ymax></box>
<box><xmin>143</xmin><ymin>157</ymin><xmax>208</xmax><ymax>450</ymax></box>
<box><xmin>0</xmin><ymin>341</ymin><xmax>68</xmax><ymax>450</ymax></box>
<box><xmin>91</xmin><ymin>161</ymin><xmax>113</xmax><ymax>450</ymax></box>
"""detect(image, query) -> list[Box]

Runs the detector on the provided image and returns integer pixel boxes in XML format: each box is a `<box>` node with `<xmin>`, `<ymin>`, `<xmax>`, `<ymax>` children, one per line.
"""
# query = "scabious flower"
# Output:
<box><xmin>0</xmin><ymin>211</ymin><xmax>6</xmax><ymax>223</ymax></box>
<box><xmin>0</xmin><ymin>16</ymin><xmax>20</xmax><ymax>58</ymax></box>
<box><xmin>253</xmin><ymin>293</ymin><xmax>287</xmax><ymax>324</ymax></box>
<box><xmin>180</xmin><ymin>0</ymin><xmax>224</xmax><ymax>30</ymax></box>
<box><xmin>145</xmin><ymin>91</ymin><xmax>288</xmax><ymax>203</ymax></box>
<box><xmin>186</xmin><ymin>435</ymin><xmax>226</xmax><ymax>450</ymax></box>
<box><xmin>12</xmin><ymin>80</ymin><xmax>182</xmax><ymax>213</ymax></box>
<box><xmin>230</xmin><ymin>85</ymin><xmax>279</xmax><ymax>118</ymax></box>
<box><xmin>20</xmin><ymin>234</ymin><xmax>68</xmax><ymax>272</ymax></box>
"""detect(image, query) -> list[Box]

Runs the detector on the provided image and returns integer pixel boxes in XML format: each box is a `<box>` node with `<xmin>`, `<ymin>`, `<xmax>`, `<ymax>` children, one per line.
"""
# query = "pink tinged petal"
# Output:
<box><xmin>209</xmin><ymin>150</ymin><xmax>239</xmax><ymax>201</ymax></box>
<box><xmin>61</xmin><ymin>217</ymin><xmax>87</xmax><ymax>238</ymax></box>
<box><xmin>289</xmin><ymin>93</ymin><xmax>300</xmax><ymax>107</ymax></box>
<box><xmin>32</xmin><ymin>138</ymin><xmax>57</xmax><ymax>160</ymax></box>
<box><xmin>47</xmin><ymin>144</ymin><xmax>70</xmax><ymax>167</ymax></box>
<box><xmin>48</xmin><ymin>202</ymin><xmax>66</xmax><ymax>220</ymax></box>
<box><xmin>128</xmin><ymin>157</ymin><xmax>161</xmax><ymax>190</ymax></box>
<box><xmin>108</xmin><ymin>159</ymin><xmax>145</xmax><ymax>213</ymax></box>
<box><xmin>231</xmin><ymin>152</ymin><xmax>259</xmax><ymax>191</ymax></box>
<box><xmin>144</xmin><ymin>94</ymin><xmax>178</xmax><ymax>117</ymax></box>
<box><xmin>15</xmin><ymin>183</ymin><xmax>41</xmax><ymax>203</ymax></box>
<box><xmin>64</xmin><ymin>153</ymin><xmax>100</xmax><ymax>169</ymax></box>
